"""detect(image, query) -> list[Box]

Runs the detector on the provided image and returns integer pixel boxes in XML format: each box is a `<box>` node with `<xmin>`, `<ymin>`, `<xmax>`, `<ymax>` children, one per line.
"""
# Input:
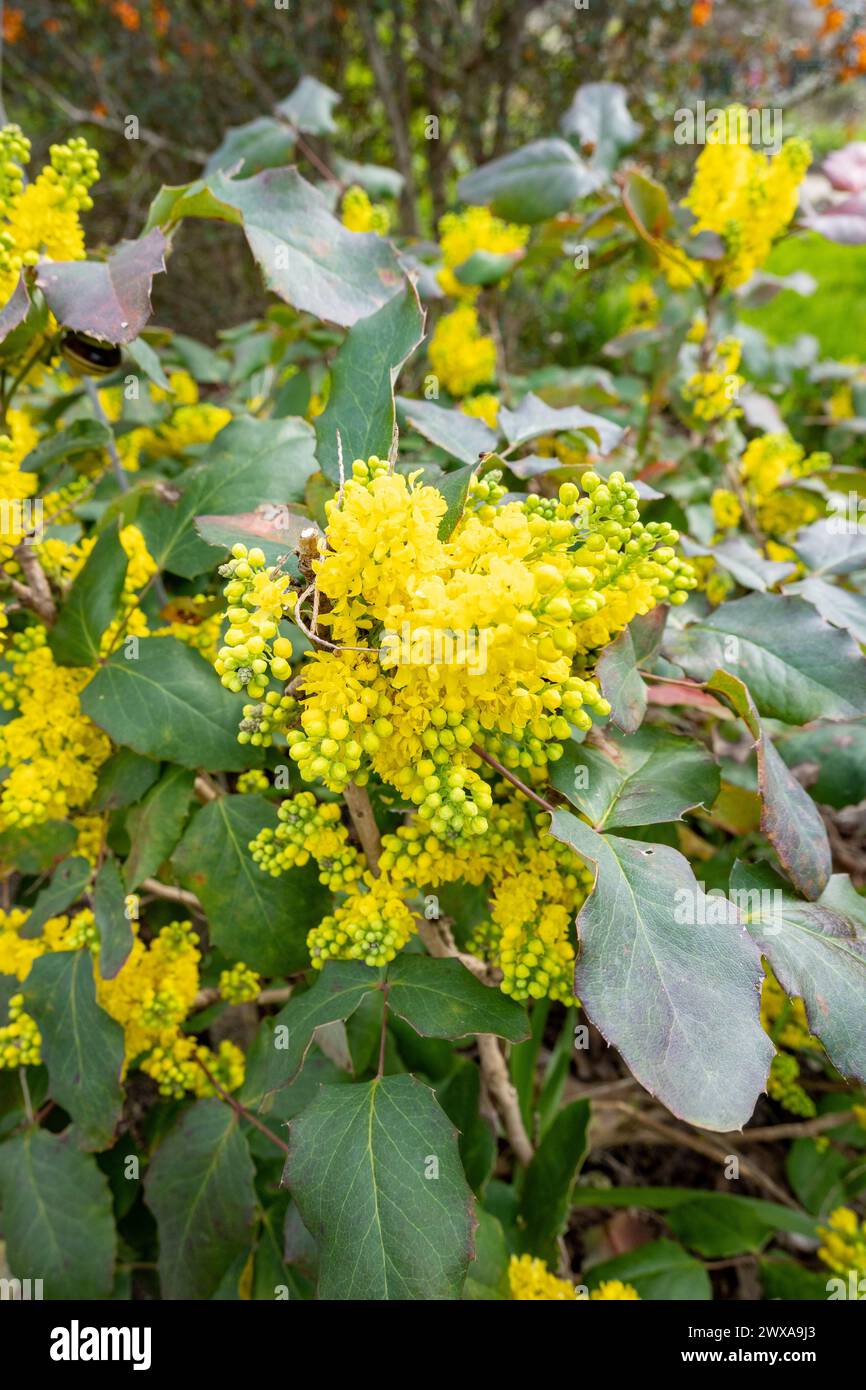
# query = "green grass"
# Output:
<box><xmin>740</xmin><ymin>231</ymin><xmax>866</xmax><ymax>360</ymax></box>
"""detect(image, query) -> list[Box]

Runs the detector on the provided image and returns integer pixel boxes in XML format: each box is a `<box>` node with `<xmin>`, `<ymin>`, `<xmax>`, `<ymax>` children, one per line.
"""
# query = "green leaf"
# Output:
<box><xmin>760</xmin><ymin>1257</ymin><xmax>834</xmax><ymax>1301</ymax></box>
<box><xmin>0</xmin><ymin>1128</ymin><xmax>116</xmax><ymax>1298</ymax></box>
<box><xmin>551</xmin><ymin>724</ymin><xmax>719</xmax><ymax>830</ymax></box>
<box><xmin>518</xmin><ymin>1100</ymin><xmax>589</xmax><ymax>1264</ymax></box>
<box><xmin>81</xmin><ymin>636</ymin><xmax>252</xmax><ymax>772</ymax></box>
<box><xmin>284</xmin><ymin>1074</ymin><xmax>475</xmax><ymax>1300</ymax></box>
<box><xmin>435</xmin><ymin>463</ymin><xmax>480</xmax><ymax>539</ymax></box>
<box><xmin>260</xmin><ymin>961</ymin><xmax>380</xmax><ymax>1092</ymax></box>
<box><xmin>776</xmin><ymin>719</ymin><xmax>866</xmax><ymax>810</ymax></box>
<box><xmin>332</xmin><ymin>157</ymin><xmax>404</xmax><ymax>200</ymax></box>
<box><xmin>91</xmin><ymin>747</ymin><xmax>161</xmax><ymax>812</ymax></box>
<box><xmin>123</xmin><ymin>765</ymin><xmax>196</xmax><ymax>890</ymax></box>
<box><xmin>787</xmin><ymin>1137</ymin><xmax>848</xmax><ymax>1216</ymax></box>
<box><xmin>36</xmin><ymin>228</ymin><xmax>167</xmax><ymax>343</ymax></box>
<box><xmin>205</xmin><ymin>169</ymin><xmax>405</xmax><ymax>327</ymax></box>
<box><xmin>23</xmin><ymin>950</ymin><xmax>125</xmax><ymax>1150</ymax></box>
<box><xmin>792</xmin><ymin>576</ymin><xmax>866</xmax><ymax>646</ymax></box>
<box><xmin>732</xmin><ymin>860</ymin><xmax>866</xmax><ymax>1084</ymax></box>
<box><xmin>124</xmin><ymin>335</ymin><xmax>171</xmax><ymax>391</ymax></box>
<box><xmin>397</xmin><ymin>396</ymin><xmax>497</xmax><ymax>464</ymax></box>
<box><xmin>0</xmin><ymin>820</ymin><xmax>76</xmax><ymax>875</ymax></box>
<box><xmin>666</xmin><ymin>1194</ymin><xmax>809</xmax><ymax>1258</ymax></box>
<box><xmin>94</xmin><ymin>854</ymin><xmax>134</xmax><ymax>980</ymax></box>
<box><xmin>664</xmin><ymin>594</ymin><xmax>866</xmax><ymax>723</ymax></box>
<box><xmin>437</xmin><ymin>1061</ymin><xmax>497</xmax><ymax>1197</ymax></box>
<box><xmin>561</xmin><ymin>81</ymin><xmax>641</xmax><ymax>171</ymax></box>
<box><xmin>48</xmin><ymin>521</ymin><xmax>128</xmax><ymax>666</ymax></box>
<box><xmin>386</xmin><ymin>954</ymin><xmax>529</xmax><ymax>1042</ymax></box>
<box><xmin>315</xmin><ymin>285</ymin><xmax>425</xmax><ymax>482</ymax></box>
<box><xmin>458</xmin><ymin>138</ymin><xmax>600</xmax><ymax>223</ymax></box>
<box><xmin>21</xmin><ymin>418</ymin><xmax>111</xmax><ymax>474</ymax></box>
<box><xmin>145</xmin><ymin>1100</ymin><xmax>257</xmax><ymax>1300</ymax></box>
<box><xmin>792</xmin><ymin>517</ymin><xmax>866</xmax><ymax>576</ymax></box>
<box><xmin>136</xmin><ymin>415</ymin><xmax>316</xmax><ymax>577</ymax></box>
<box><xmin>708</xmin><ymin>671</ymin><xmax>831</xmax><ymax>900</ymax></box>
<box><xmin>204</xmin><ymin>116</ymin><xmax>296</xmax><ymax>179</ymax></box>
<box><xmin>172</xmin><ymin>795</ymin><xmax>331</xmax><ymax>975</ymax></box>
<box><xmin>710</xmin><ymin>534</ymin><xmax>797</xmax><ymax>591</ymax></box>
<box><xmin>275</xmin><ymin>75</ymin><xmax>340</xmax><ymax>135</ymax></box>
<box><xmin>499</xmin><ymin>391</ymin><xmax>622</xmax><ymax>454</ymax></box>
<box><xmin>194</xmin><ymin>504</ymin><xmax>310</xmax><ymax>572</ymax></box>
<box><xmin>0</xmin><ymin>273</ymin><xmax>31</xmax><ymax>344</ymax></box>
<box><xmin>453</xmin><ymin>249</ymin><xmax>524</xmax><ymax>287</ymax></box>
<box><xmin>24</xmin><ymin>855</ymin><xmax>91</xmax><ymax>937</ymax></box>
<box><xmin>586</xmin><ymin>1239</ymin><xmax>710</xmax><ymax>1300</ymax></box>
<box><xmin>550</xmin><ymin>812</ymin><xmax>773</xmax><ymax>1130</ymax></box>
<box><xmin>595</xmin><ymin>608</ymin><xmax>666</xmax><ymax>734</ymax></box>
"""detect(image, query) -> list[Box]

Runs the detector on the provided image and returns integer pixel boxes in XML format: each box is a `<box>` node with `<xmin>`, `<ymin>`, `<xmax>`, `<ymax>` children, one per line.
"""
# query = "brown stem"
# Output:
<box><xmin>11</xmin><ymin>542</ymin><xmax>56</xmax><ymax>623</ymax></box>
<box><xmin>470</xmin><ymin>743</ymin><xmax>557</xmax><ymax>814</ymax></box>
<box><xmin>476</xmin><ymin>1034</ymin><xmax>534</xmax><ymax>1167</ymax></box>
<box><xmin>343</xmin><ymin>782</ymin><xmax>383</xmax><ymax>865</ymax></box>
<box><xmin>196</xmin><ymin>1057</ymin><xmax>290</xmax><ymax>1156</ymax></box>
<box><xmin>140</xmin><ymin>878</ymin><xmax>202</xmax><ymax>911</ymax></box>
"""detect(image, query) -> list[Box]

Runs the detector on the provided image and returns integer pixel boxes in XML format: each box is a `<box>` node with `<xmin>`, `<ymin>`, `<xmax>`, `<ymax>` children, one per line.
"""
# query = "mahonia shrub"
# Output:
<box><xmin>0</xmin><ymin>68</ymin><xmax>864</xmax><ymax>1308</ymax></box>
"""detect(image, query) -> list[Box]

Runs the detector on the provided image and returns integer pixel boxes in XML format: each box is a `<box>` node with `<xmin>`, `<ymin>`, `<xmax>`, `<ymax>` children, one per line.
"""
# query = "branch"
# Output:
<box><xmin>140</xmin><ymin>878</ymin><xmax>202</xmax><ymax>911</ymax></box>
<box><xmin>196</xmin><ymin>1056</ymin><xmax>290</xmax><ymax>1156</ymax></box>
<box><xmin>471</xmin><ymin>743</ymin><xmax>557</xmax><ymax>814</ymax></box>
<box><xmin>476</xmin><ymin>1034</ymin><xmax>534</xmax><ymax>1167</ymax></box>
<box><xmin>11</xmin><ymin>542</ymin><xmax>56</xmax><ymax>623</ymax></box>
<box><xmin>344</xmin><ymin>782</ymin><xmax>383</xmax><ymax>865</ymax></box>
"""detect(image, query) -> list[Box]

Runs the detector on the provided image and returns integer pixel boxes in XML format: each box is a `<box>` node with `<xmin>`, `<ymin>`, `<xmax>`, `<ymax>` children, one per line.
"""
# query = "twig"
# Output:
<box><xmin>476</xmin><ymin>1034</ymin><xmax>534</xmax><ymax>1166</ymax></box>
<box><xmin>190</xmin><ymin>984</ymin><xmax>292</xmax><ymax>1013</ymax></box>
<box><xmin>471</xmin><ymin>743</ymin><xmax>557</xmax><ymax>814</ymax></box>
<box><xmin>19</xmin><ymin>1067</ymin><xmax>33</xmax><ymax>1125</ymax></box>
<box><xmin>11</xmin><ymin>542</ymin><xmax>56</xmax><ymax>623</ymax></box>
<box><xmin>736</xmin><ymin>1111</ymin><xmax>855</xmax><ymax>1144</ymax></box>
<box><xmin>377</xmin><ymin>983</ymin><xmax>390</xmax><ymax>1078</ymax></box>
<box><xmin>344</xmin><ymin>782</ymin><xmax>383</xmax><ymax>865</ymax></box>
<box><xmin>196</xmin><ymin>1056</ymin><xmax>290</xmax><ymax>1156</ymax></box>
<box><xmin>194</xmin><ymin>774</ymin><xmax>220</xmax><ymax>803</ymax></box>
<box><xmin>140</xmin><ymin>878</ymin><xmax>202</xmax><ymax>911</ymax></box>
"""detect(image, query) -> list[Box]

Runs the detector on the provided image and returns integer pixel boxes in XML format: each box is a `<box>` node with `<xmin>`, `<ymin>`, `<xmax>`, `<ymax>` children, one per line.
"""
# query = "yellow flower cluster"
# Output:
<box><xmin>0</xmin><ymin>906</ymin><xmax>245</xmax><ymax>1096</ymax></box>
<box><xmin>218</xmin><ymin>962</ymin><xmax>262</xmax><ymax>1004</ymax></box>
<box><xmin>711</xmin><ymin>488</ymin><xmax>742</xmax><ymax>531</ymax></box>
<box><xmin>0</xmin><ymin>410</ymin><xmax>40</xmax><ymax>563</ymax></box>
<box><xmin>429</xmin><ymin>305</ymin><xmax>497</xmax><ymax>397</ymax></box>
<box><xmin>341</xmin><ymin>185</ymin><xmax>390</xmax><ymax>236</ymax></box>
<box><xmin>0</xmin><ymin>126</ymin><xmax>99</xmax><ymax>306</ymax></box>
<box><xmin>308</xmin><ymin>870</ymin><xmax>416</xmax><ymax>970</ymax></box>
<box><xmin>760</xmin><ymin>969</ymin><xmax>820</xmax><ymax>1053</ymax></box>
<box><xmin>0</xmin><ymin>626</ymin><xmax>110</xmax><ymax>830</ymax></box>
<box><xmin>98</xmin><ymin>371</ymin><xmax>230</xmax><ymax>472</ymax></box>
<box><xmin>460</xmin><ymin>392</ymin><xmax>500</xmax><ymax>429</ymax></box>
<box><xmin>624</xmin><ymin>279</ymin><xmax>660</xmax><ymax>330</ymax></box>
<box><xmin>682</xmin><ymin>337</ymin><xmax>743</xmax><ymax>422</ymax></box>
<box><xmin>0</xmin><ymin>992</ymin><xmax>42</xmax><ymax>1066</ymax></box>
<box><xmin>674</xmin><ymin>107</ymin><xmax>811</xmax><ymax>289</ymax></box>
<box><xmin>818</xmin><ymin>1208</ymin><xmax>866</xmax><ymax>1281</ymax></box>
<box><xmin>738</xmin><ymin>433</ymin><xmax>830</xmax><ymax>536</ymax></box>
<box><xmin>508</xmin><ymin>1255</ymin><xmax>640</xmax><ymax>1301</ymax></box>
<box><xmin>250</xmin><ymin>791</ymin><xmax>366</xmax><ymax>892</ymax></box>
<box><xmin>214</xmin><ymin>544</ymin><xmax>295</xmax><ymax>702</ymax></box>
<box><xmin>436</xmin><ymin>206</ymin><xmax>529</xmax><ymax>300</ymax></box>
<box><xmin>237</xmin><ymin>768</ymin><xmax>269</xmax><ymax>794</ymax></box>
<box><xmin>767</xmin><ymin>1051</ymin><xmax>816</xmax><ymax>1118</ymax></box>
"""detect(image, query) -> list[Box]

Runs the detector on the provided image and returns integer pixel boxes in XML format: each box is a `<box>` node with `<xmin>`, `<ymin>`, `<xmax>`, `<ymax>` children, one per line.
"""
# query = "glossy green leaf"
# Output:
<box><xmin>124</xmin><ymin>765</ymin><xmax>196</xmax><ymax>890</ymax></box>
<box><xmin>518</xmin><ymin>1100</ymin><xmax>589</xmax><ymax>1264</ymax></box>
<box><xmin>585</xmin><ymin>1238</ymin><xmax>710</xmax><ymax>1300</ymax></box>
<box><xmin>260</xmin><ymin>961</ymin><xmax>379</xmax><ymax>1092</ymax></box>
<box><xmin>172</xmin><ymin>795</ymin><xmax>330</xmax><ymax>975</ymax></box>
<box><xmin>284</xmin><ymin>1074</ymin><xmax>475</xmax><ymax>1300</ymax></box>
<box><xmin>498</xmin><ymin>391</ymin><xmax>622</xmax><ymax>454</ymax></box>
<box><xmin>457</xmin><ymin>138</ymin><xmax>600</xmax><ymax>223</ymax></box>
<box><xmin>595</xmin><ymin>607</ymin><xmax>667</xmax><ymax>733</ymax></box>
<box><xmin>23</xmin><ymin>950</ymin><xmax>125</xmax><ymax>1150</ymax></box>
<box><xmin>145</xmin><ymin>1100</ymin><xmax>257</xmax><ymax>1300</ymax></box>
<box><xmin>81</xmin><ymin>637</ymin><xmax>252</xmax><ymax>772</ymax></box>
<box><xmin>776</xmin><ymin>720</ymin><xmax>866</xmax><ymax>810</ymax></box>
<box><xmin>551</xmin><ymin>724</ymin><xmax>719</xmax><ymax>830</ymax></box>
<box><xmin>0</xmin><ymin>1129</ymin><xmax>116</xmax><ymax>1298</ymax></box>
<box><xmin>550</xmin><ymin>811</ymin><xmax>773</xmax><ymax>1130</ymax></box>
<box><xmin>204</xmin><ymin>116</ymin><xmax>296</xmax><ymax>179</ymax></box>
<box><xmin>397</xmin><ymin>395</ymin><xmax>497</xmax><ymax>464</ymax></box>
<box><xmin>24</xmin><ymin>855</ymin><xmax>91</xmax><ymax>937</ymax></box>
<box><xmin>94</xmin><ymin>854</ymin><xmax>134</xmax><ymax>980</ymax></box>
<box><xmin>386</xmin><ymin>954</ymin><xmax>529</xmax><ymax>1042</ymax></box>
<box><xmin>47</xmin><ymin>521</ymin><xmax>129</xmax><ymax>667</ymax></box>
<box><xmin>275</xmin><ymin>76</ymin><xmax>340</xmax><ymax>135</ymax></box>
<box><xmin>315</xmin><ymin>285</ymin><xmax>425</xmax><ymax>481</ymax></box>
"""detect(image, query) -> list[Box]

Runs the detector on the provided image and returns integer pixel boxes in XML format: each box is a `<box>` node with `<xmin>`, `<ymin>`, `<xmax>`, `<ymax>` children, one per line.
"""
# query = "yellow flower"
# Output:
<box><xmin>509</xmin><ymin>1254</ymin><xmax>577</xmax><ymax>1300</ymax></box>
<box><xmin>711</xmin><ymin>488</ymin><xmax>742</xmax><ymax>530</ymax></box>
<box><xmin>591</xmin><ymin>1280</ymin><xmax>641</xmax><ymax>1301</ymax></box>
<box><xmin>460</xmin><ymin>393</ymin><xmax>500</xmax><ymax>429</ymax></box>
<box><xmin>218</xmin><ymin>962</ymin><xmax>261</xmax><ymax>1004</ymax></box>
<box><xmin>429</xmin><ymin>306</ymin><xmax>497</xmax><ymax>397</ymax></box>
<box><xmin>436</xmin><ymin>206</ymin><xmax>529</xmax><ymax>300</ymax></box>
<box><xmin>818</xmin><ymin>1207</ymin><xmax>866</xmax><ymax>1280</ymax></box>
<box><xmin>683</xmin><ymin>337</ymin><xmax>743</xmax><ymax>422</ymax></box>
<box><xmin>0</xmin><ymin>129</ymin><xmax>99</xmax><ymax>306</ymax></box>
<box><xmin>341</xmin><ymin>184</ymin><xmax>390</xmax><ymax>235</ymax></box>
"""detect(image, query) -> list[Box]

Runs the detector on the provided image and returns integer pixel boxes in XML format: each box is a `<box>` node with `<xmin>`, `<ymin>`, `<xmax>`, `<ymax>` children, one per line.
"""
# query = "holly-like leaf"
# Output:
<box><xmin>585</xmin><ymin>1239</ymin><xmax>711</xmax><ymax>1301</ymax></box>
<box><xmin>792</xmin><ymin>517</ymin><xmax>866</xmax><ymax>577</ymax></box>
<box><xmin>595</xmin><ymin>607</ymin><xmax>667</xmax><ymax>733</ymax></box>
<box><xmin>261</xmin><ymin>961</ymin><xmax>380</xmax><ymax>1093</ymax></box>
<box><xmin>48</xmin><ymin>521</ymin><xmax>129</xmax><ymax>667</ymax></box>
<box><xmin>137</xmin><ymin>415</ymin><xmax>316</xmax><ymax>577</ymax></box>
<box><xmin>24</xmin><ymin>855</ymin><xmax>91</xmax><ymax>937</ymax></box>
<box><xmin>664</xmin><ymin>593</ymin><xmax>866</xmax><ymax>723</ymax></box>
<box><xmin>498</xmin><ymin>391</ymin><xmax>623</xmax><ymax>454</ymax></box>
<box><xmin>561</xmin><ymin>81</ymin><xmax>641</xmax><ymax>170</ymax></box>
<box><xmin>275</xmin><ymin>76</ymin><xmax>340</xmax><ymax>135</ymax></box>
<box><xmin>709</xmin><ymin>535</ymin><xmax>797</xmax><ymax>592</ymax></box>
<box><xmin>94</xmin><ymin>854</ymin><xmax>134</xmax><ymax>980</ymax></box>
<box><xmin>551</xmin><ymin>724</ymin><xmax>719</xmax><ymax>830</ymax></box>
<box><xmin>283</xmin><ymin>1074</ymin><xmax>475</xmax><ymax>1300</ymax></box>
<box><xmin>732</xmin><ymin>860</ymin><xmax>866</xmax><ymax>1084</ymax></box>
<box><xmin>123</xmin><ymin>765</ymin><xmax>196</xmax><ymax>890</ymax></box>
<box><xmin>0</xmin><ymin>1129</ymin><xmax>116</xmax><ymax>1298</ymax></box>
<box><xmin>81</xmin><ymin>637</ymin><xmax>253</xmax><ymax>772</ymax></box>
<box><xmin>792</xmin><ymin>576</ymin><xmax>866</xmax><ymax>646</ymax></box>
<box><xmin>457</xmin><ymin>138</ymin><xmax>600</xmax><ymax>223</ymax></box>
<box><xmin>172</xmin><ymin>795</ymin><xmax>330</xmax><ymax>975</ymax></box>
<box><xmin>435</xmin><ymin>462</ymin><xmax>479</xmax><ymax>540</ymax></box>
<box><xmin>386</xmin><ymin>954</ymin><xmax>529</xmax><ymax>1042</ymax></box>
<box><xmin>204</xmin><ymin>115</ymin><xmax>296</xmax><ymax>179</ymax></box>
<box><xmin>36</xmin><ymin>228</ymin><xmax>167</xmax><ymax>342</ymax></box>
<box><xmin>23</xmin><ymin>950</ymin><xmax>125</xmax><ymax>1150</ymax></box>
<box><xmin>195</xmin><ymin>504</ymin><xmax>311</xmax><ymax>572</ymax></box>
<box><xmin>145</xmin><ymin>1100</ymin><xmax>257</xmax><ymax>1300</ymax></box>
<box><xmin>397</xmin><ymin>395</ymin><xmax>497</xmax><ymax>464</ymax></box>
<box><xmin>549</xmin><ymin>811</ymin><xmax>773</xmax><ymax>1130</ymax></box>
<box><xmin>315</xmin><ymin>285</ymin><xmax>425</xmax><ymax>482</ymax></box>
<box><xmin>91</xmin><ymin>748</ymin><xmax>161</xmax><ymax>812</ymax></box>
<box><xmin>206</xmin><ymin>169</ymin><xmax>405</xmax><ymax>327</ymax></box>
<box><xmin>708</xmin><ymin>671</ymin><xmax>831</xmax><ymax>899</ymax></box>
<box><xmin>518</xmin><ymin>1100</ymin><xmax>589</xmax><ymax>1264</ymax></box>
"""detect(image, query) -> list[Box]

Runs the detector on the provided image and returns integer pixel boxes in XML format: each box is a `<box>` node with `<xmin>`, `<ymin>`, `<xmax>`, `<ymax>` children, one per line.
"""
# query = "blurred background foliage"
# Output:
<box><xmin>3</xmin><ymin>0</ymin><xmax>864</xmax><ymax>341</ymax></box>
